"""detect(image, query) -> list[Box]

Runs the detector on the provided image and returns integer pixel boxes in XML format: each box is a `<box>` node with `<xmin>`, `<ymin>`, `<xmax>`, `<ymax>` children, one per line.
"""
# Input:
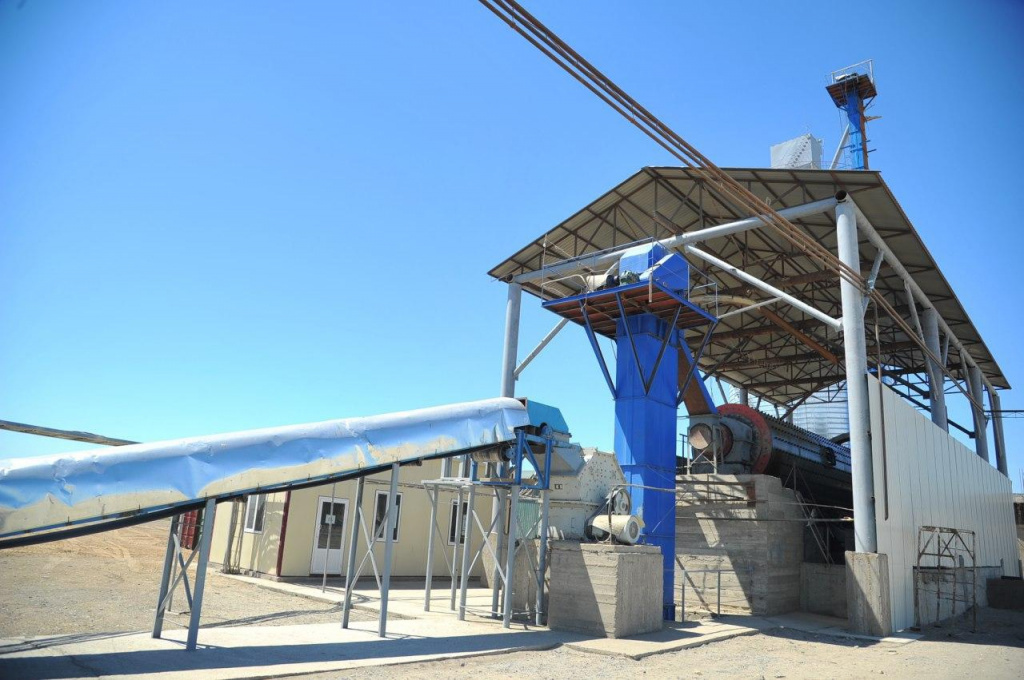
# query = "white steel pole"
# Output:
<box><xmin>922</xmin><ymin>308</ymin><xmax>948</xmax><ymax>432</ymax></box>
<box><xmin>968</xmin><ymin>365</ymin><xmax>990</xmax><ymax>463</ymax></box>
<box><xmin>185</xmin><ymin>498</ymin><xmax>217</xmax><ymax>651</ymax></box>
<box><xmin>500</xmin><ymin>283</ymin><xmax>522</xmax><ymax>398</ymax></box>
<box><xmin>836</xmin><ymin>199</ymin><xmax>877</xmax><ymax>553</ymax></box>
<box><xmin>989</xmin><ymin>389</ymin><xmax>1009</xmax><ymax>476</ymax></box>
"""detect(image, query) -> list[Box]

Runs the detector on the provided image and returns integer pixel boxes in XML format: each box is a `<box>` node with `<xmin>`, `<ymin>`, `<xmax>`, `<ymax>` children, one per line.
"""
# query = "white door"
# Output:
<box><xmin>310</xmin><ymin>496</ymin><xmax>348</xmax><ymax>575</ymax></box>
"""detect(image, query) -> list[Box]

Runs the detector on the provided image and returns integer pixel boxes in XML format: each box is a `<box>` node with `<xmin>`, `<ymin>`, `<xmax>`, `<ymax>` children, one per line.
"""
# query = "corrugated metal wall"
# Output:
<box><xmin>867</xmin><ymin>376</ymin><xmax>1019</xmax><ymax>631</ymax></box>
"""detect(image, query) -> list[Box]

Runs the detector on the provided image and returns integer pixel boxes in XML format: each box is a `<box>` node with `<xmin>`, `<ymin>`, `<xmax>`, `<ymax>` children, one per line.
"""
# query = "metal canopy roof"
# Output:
<box><xmin>489</xmin><ymin>167</ymin><xmax>1009</xmax><ymax>406</ymax></box>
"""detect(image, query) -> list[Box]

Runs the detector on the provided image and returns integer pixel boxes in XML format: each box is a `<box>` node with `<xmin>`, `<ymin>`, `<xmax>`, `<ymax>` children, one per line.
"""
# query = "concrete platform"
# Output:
<box><xmin>0</xmin><ymin>617</ymin><xmax>572</xmax><ymax>680</ymax></box>
<box><xmin>0</xmin><ymin>576</ymin><xmax>923</xmax><ymax>680</ymax></box>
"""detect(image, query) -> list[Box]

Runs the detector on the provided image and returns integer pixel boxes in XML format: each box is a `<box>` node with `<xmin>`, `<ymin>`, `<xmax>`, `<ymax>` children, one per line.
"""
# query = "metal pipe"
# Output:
<box><xmin>512</xmin><ymin>197</ymin><xmax>840</xmax><ymax>285</ymax></box>
<box><xmin>738</xmin><ymin>386</ymin><xmax>749</xmax><ymax>407</ymax></box>
<box><xmin>341</xmin><ymin>476</ymin><xmax>365</xmax><ymax>629</ymax></box>
<box><xmin>502</xmin><ymin>485</ymin><xmax>521</xmax><ymax>628</ymax></box>
<box><xmin>423</xmin><ymin>486</ymin><xmax>438</xmax><ymax>611</ymax></box>
<box><xmin>185</xmin><ymin>498</ymin><xmax>216</xmax><ymax>651</ymax></box>
<box><xmin>514</xmin><ymin>318</ymin><xmax>568</xmax><ymax>378</ymax></box>
<box><xmin>990</xmin><ymin>389</ymin><xmax>1009</xmax><ymax>476</ymax></box>
<box><xmin>378</xmin><ymin>463</ymin><xmax>400</xmax><ymax>637</ymax></box>
<box><xmin>847</xmin><ymin>199</ymin><xmax>996</xmax><ymax>395</ymax></box>
<box><xmin>836</xmin><ymin>200</ymin><xmax>877</xmax><ymax>553</ymax></box>
<box><xmin>967</xmin><ymin>366</ymin><xmax>990</xmax><ymax>463</ymax></box>
<box><xmin>500</xmin><ymin>283</ymin><xmax>522</xmax><ymax>398</ymax></box>
<box><xmin>922</xmin><ymin>308</ymin><xmax>948</xmax><ymax>432</ymax></box>
<box><xmin>684</xmin><ymin>246</ymin><xmax>842</xmax><ymax>330</ymax></box>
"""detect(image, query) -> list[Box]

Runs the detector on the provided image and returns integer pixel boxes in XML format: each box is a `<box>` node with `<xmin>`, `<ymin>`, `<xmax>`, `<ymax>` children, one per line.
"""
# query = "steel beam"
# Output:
<box><xmin>967</xmin><ymin>366</ymin><xmax>990</xmax><ymax>463</ymax></box>
<box><xmin>185</xmin><ymin>498</ymin><xmax>216</xmax><ymax>651</ymax></box>
<box><xmin>836</xmin><ymin>199</ymin><xmax>876</xmax><ymax>553</ymax></box>
<box><xmin>514</xmin><ymin>318</ymin><xmax>568</xmax><ymax>378</ymax></box>
<box><xmin>341</xmin><ymin>476</ymin><xmax>365</xmax><ymax>629</ymax></box>
<box><xmin>684</xmin><ymin>245</ymin><xmax>842</xmax><ymax>331</ymax></box>
<box><xmin>848</xmin><ymin>200</ymin><xmax>996</xmax><ymax>396</ymax></box>
<box><xmin>989</xmin><ymin>389</ymin><xmax>1009</xmax><ymax>476</ymax></box>
<box><xmin>922</xmin><ymin>308</ymin><xmax>948</xmax><ymax>432</ymax></box>
<box><xmin>512</xmin><ymin>197</ymin><xmax>840</xmax><ymax>285</ymax></box>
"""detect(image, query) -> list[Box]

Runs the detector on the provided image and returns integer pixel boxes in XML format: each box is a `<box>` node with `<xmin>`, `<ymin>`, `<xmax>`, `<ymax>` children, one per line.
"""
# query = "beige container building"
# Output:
<box><xmin>209</xmin><ymin>458</ymin><xmax>493</xmax><ymax>580</ymax></box>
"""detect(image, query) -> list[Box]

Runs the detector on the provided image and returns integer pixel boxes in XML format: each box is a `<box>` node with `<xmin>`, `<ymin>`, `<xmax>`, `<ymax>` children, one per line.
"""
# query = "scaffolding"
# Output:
<box><xmin>915</xmin><ymin>526</ymin><xmax>977</xmax><ymax>632</ymax></box>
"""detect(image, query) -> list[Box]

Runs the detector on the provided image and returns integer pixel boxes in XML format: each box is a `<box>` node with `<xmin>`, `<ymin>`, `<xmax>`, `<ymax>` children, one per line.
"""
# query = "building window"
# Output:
<box><xmin>244</xmin><ymin>494</ymin><xmax>266</xmax><ymax>533</ymax></box>
<box><xmin>372</xmin><ymin>490</ymin><xmax>403</xmax><ymax>542</ymax></box>
<box><xmin>448</xmin><ymin>499</ymin><xmax>469</xmax><ymax>545</ymax></box>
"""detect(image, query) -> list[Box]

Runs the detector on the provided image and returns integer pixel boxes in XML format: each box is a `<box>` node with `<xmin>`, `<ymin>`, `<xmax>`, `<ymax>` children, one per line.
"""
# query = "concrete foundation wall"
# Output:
<box><xmin>800</xmin><ymin>562</ymin><xmax>847</xmax><ymax>619</ymax></box>
<box><xmin>547</xmin><ymin>541</ymin><xmax>662</xmax><ymax>638</ymax></box>
<box><xmin>676</xmin><ymin>475</ymin><xmax>805</xmax><ymax>616</ymax></box>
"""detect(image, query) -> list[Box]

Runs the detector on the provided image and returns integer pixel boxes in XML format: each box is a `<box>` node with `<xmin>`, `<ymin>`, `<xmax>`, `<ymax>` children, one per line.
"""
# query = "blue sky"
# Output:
<box><xmin>2</xmin><ymin>2</ymin><xmax>1022</xmax><ymax>486</ymax></box>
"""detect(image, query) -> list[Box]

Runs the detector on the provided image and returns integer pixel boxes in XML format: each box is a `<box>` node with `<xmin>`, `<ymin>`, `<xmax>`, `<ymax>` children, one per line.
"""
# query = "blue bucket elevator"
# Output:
<box><xmin>544</xmin><ymin>243</ymin><xmax>718</xmax><ymax>620</ymax></box>
<box><xmin>826</xmin><ymin>62</ymin><xmax>878</xmax><ymax>171</ymax></box>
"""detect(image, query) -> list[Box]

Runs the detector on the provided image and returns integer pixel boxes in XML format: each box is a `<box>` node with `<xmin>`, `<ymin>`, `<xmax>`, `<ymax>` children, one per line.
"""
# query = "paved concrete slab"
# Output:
<box><xmin>565</xmin><ymin>619</ymin><xmax>759</xmax><ymax>659</ymax></box>
<box><xmin>0</xmin><ymin>616</ymin><xmax>575</xmax><ymax>680</ymax></box>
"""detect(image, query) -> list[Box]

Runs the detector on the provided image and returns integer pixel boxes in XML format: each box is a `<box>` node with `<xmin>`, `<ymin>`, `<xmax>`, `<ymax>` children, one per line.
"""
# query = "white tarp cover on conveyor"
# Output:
<box><xmin>0</xmin><ymin>397</ymin><xmax>529</xmax><ymax>539</ymax></box>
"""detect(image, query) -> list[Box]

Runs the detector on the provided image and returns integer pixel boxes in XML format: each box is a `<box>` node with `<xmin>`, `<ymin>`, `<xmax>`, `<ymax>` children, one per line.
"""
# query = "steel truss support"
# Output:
<box><xmin>153</xmin><ymin>498</ymin><xmax>217</xmax><ymax>651</ymax></box>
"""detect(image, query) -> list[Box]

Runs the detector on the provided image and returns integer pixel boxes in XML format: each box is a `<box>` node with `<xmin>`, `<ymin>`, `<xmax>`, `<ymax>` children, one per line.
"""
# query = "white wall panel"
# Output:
<box><xmin>866</xmin><ymin>376</ymin><xmax>1018</xmax><ymax>631</ymax></box>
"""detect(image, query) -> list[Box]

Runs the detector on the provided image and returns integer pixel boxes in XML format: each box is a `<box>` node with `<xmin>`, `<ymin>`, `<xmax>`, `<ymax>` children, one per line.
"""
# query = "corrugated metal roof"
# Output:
<box><xmin>489</xmin><ymin>167</ymin><xmax>1008</xmax><ymax>405</ymax></box>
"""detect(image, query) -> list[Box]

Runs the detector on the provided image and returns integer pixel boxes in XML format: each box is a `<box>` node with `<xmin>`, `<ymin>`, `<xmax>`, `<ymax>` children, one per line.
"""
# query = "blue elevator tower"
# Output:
<box><xmin>826</xmin><ymin>62</ymin><xmax>878</xmax><ymax>171</ymax></box>
<box><xmin>544</xmin><ymin>243</ymin><xmax>718</xmax><ymax>620</ymax></box>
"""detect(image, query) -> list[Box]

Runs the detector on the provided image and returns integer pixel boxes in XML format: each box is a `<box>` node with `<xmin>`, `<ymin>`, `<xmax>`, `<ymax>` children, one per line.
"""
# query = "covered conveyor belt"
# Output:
<box><xmin>0</xmin><ymin>397</ymin><xmax>530</xmax><ymax>547</ymax></box>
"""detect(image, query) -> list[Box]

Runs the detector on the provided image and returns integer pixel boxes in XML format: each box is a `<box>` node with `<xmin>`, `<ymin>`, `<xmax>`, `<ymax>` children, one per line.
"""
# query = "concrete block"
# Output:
<box><xmin>846</xmin><ymin>551</ymin><xmax>892</xmax><ymax>636</ymax></box>
<box><xmin>988</xmin><ymin>577</ymin><xmax>1024</xmax><ymax>611</ymax></box>
<box><xmin>547</xmin><ymin>541</ymin><xmax>662</xmax><ymax>638</ymax></box>
<box><xmin>800</xmin><ymin>562</ymin><xmax>847</xmax><ymax>619</ymax></box>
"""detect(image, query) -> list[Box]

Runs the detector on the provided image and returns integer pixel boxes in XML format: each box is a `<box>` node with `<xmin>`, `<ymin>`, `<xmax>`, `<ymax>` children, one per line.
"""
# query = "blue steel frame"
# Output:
<box><xmin>474</xmin><ymin>428</ymin><xmax>554</xmax><ymax>492</ymax></box>
<box><xmin>556</xmin><ymin>281</ymin><xmax>718</xmax><ymax>401</ymax></box>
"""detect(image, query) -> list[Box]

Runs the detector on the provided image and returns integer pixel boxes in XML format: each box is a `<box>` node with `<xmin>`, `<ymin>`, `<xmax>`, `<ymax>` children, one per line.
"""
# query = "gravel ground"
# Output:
<box><xmin>0</xmin><ymin>518</ymin><xmax>374</xmax><ymax>638</ymax></box>
<box><xmin>305</xmin><ymin>608</ymin><xmax>1024</xmax><ymax>680</ymax></box>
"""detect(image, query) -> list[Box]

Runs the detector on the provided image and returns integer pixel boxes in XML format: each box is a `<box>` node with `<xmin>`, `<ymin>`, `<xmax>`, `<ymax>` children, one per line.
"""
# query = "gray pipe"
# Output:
<box><xmin>836</xmin><ymin>200</ymin><xmax>877</xmax><ymax>553</ymax></box>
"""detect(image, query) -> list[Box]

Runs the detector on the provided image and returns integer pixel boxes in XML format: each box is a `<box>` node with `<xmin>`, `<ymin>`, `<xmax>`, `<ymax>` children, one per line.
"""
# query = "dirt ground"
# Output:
<box><xmin>0</xmin><ymin>519</ymin><xmax>374</xmax><ymax>638</ymax></box>
<box><xmin>314</xmin><ymin>608</ymin><xmax>1024</xmax><ymax>680</ymax></box>
<box><xmin>1</xmin><ymin>520</ymin><xmax>1023</xmax><ymax>679</ymax></box>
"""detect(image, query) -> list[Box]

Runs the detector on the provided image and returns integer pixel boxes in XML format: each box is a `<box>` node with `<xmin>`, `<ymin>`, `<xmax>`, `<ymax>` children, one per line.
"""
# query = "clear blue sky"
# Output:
<box><xmin>2</xmin><ymin>2</ymin><xmax>1022</xmax><ymax>486</ymax></box>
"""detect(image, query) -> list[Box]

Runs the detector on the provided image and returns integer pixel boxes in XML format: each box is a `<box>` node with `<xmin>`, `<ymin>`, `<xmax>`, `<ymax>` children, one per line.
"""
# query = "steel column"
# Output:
<box><xmin>836</xmin><ymin>199</ymin><xmax>877</xmax><ymax>553</ymax></box>
<box><xmin>500</xmin><ymin>283</ymin><xmax>522</xmax><ymax>398</ymax></box>
<box><xmin>990</xmin><ymin>389</ymin><xmax>1009</xmax><ymax>476</ymax></box>
<box><xmin>341</xmin><ymin>476</ymin><xmax>365</xmax><ymax>629</ymax></box>
<box><xmin>378</xmin><ymin>463</ymin><xmax>400</xmax><ymax>637</ymax></box>
<box><xmin>922</xmin><ymin>308</ymin><xmax>948</xmax><ymax>432</ymax></box>
<box><xmin>185</xmin><ymin>498</ymin><xmax>216</xmax><ymax>651</ymax></box>
<box><xmin>738</xmin><ymin>386</ymin><xmax>749</xmax><ymax>406</ymax></box>
<box><xmin>458</xmin><ymin>467</ymin><xmax>477</xmax><ymax>620</ymax></box>
<box><xmin>450</xmin><ymin>487</ymin><xmax>465</xmax><ymax>610</ymax></box>
<box><xmin>534</xmin><ymin>488</ymin><xmax>551</xmax><ymax>625</ymax></box>
<box><xmin>968</xmin><ymin>366</ymin><xmax>990</xmax><ymax>463</ymax></box>
<box><xmin>152</xmin><ymin>514</ymin><xmax>181</xmax><ymax>639</ymax></box>
<box><xmin>502</xmin><ymin>485</ymin><xmax>520</xmax><ymax>628</ymax></box>
<box><xmin>423</xmin><ymin>486</ymin><xmax>438</xmax><ymax>611</ymax></box>
<box><xmin>490</xmin><ymin>485</ymin><xmax>508</xmax><ymax>618</ymax></box>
